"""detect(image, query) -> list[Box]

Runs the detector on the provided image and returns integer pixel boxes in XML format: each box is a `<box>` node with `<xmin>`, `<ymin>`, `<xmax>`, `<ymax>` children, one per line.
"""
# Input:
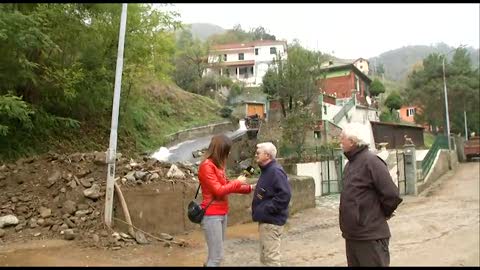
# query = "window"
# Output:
<box><xmin>360</xmin><ymin>65</ymin><xmax>363</xmax><ymax>70</ymax></box>
<box><xmin>407</xmin><ymin>108</ymin><xmax>416</xmax><ymax>117</ymax></box>
<box><xmin>323</xmin><ymin>105</ymin><xmax>327</xmax><ymax>115</ymax></box>
<box><xmin>255</xmin><ymin>48</ymin><xmax>259</xmax><ymax>55</ymax></box>
<box><xmin>223</xmin><ymin>54</ymin><xmax>227</xmax><ymax>61</ymax></box>
<box><xmin>239</xmin><ymin>67</ymin><xmax>247</xmax><ymax>74</ymax></box>
<box><xmin>250</xmin><ymin>67</ymin><xmax>254</xmax><ymax>74</ymax></box>
<box><xmin>270</xmin><ymin>47</ymin><xmax>276</xmax><ymax>54</ymax></box>
<box><xmin>238</xmin><ymin>53</ymin><xmax>244</xmax><ymax>60</ymax></box>
<box><xmin>314</xmin><ymin>131</ymin><xmax>321</xmax><ymax>139</ymax></box>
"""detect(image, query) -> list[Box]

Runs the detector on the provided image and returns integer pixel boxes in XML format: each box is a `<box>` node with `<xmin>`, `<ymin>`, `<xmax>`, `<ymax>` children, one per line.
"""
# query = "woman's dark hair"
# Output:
<box><xmin>204</xmin><ymin>134</ymin><xmax>232</xmax><ymax>168</ymax></box>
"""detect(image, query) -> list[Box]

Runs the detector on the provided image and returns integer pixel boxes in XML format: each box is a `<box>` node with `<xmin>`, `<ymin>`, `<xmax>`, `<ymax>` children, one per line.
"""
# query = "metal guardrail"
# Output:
<box><xmin>421</xmin><ymin>135</ymin><xmax>449</xmax><ymax>178</ymax></box>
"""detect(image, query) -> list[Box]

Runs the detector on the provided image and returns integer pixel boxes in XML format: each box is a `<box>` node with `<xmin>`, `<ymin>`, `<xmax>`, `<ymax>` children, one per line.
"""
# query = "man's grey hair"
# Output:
<box><xmin>341</xmin><ymin>122</ymin><xmax>371</xmax><ymax>147</ymax></box>
<box><xmin>257</xmin><ymin>142</ymin><xmax>277</xmax><ymax>159</ymax></box>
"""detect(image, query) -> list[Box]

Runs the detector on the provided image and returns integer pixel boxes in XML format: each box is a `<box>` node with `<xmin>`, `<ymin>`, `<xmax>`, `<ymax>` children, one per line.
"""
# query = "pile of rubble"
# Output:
<box><xmin>0</xmin><ymin>151</ymin><xmax>198</xmax><ymax>249</ymax></box>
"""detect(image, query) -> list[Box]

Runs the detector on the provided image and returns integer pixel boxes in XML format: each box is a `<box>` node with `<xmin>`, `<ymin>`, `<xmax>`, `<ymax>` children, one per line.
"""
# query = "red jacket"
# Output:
<box><xmin>198</xmin><ymin>158</ymin><xmax>252</xmax><ymax>216</ymax></box>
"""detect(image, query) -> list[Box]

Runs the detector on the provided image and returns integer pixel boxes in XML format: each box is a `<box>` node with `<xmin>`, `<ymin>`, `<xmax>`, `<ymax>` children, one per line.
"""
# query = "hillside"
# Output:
<box><xmin>1</xmin><ymin>80</ymin><xmax>225</xmax><ymax>161</ymax></box>
<box><xmin>185</xmin><ymin>23</ymin><xmax>226</xmax><ymax>41</ymax></box>
<box><xmin>370</xmin><ymin>43</ymin><xmax>480</xmax><ymax>81</ymax></box>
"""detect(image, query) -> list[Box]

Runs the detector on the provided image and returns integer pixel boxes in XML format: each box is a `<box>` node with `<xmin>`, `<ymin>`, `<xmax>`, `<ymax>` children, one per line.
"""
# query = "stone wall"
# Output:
<box><xmin>115</xmin><ymin>175</ymin><xmax>315</xmax><ymax>235</ymax></box>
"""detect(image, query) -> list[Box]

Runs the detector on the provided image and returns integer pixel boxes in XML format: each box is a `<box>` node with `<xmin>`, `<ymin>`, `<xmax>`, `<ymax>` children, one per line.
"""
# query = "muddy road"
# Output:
<box><xmin>1</xmin><ymin>162</ymin><xmax>478</xmax><ymax>266</ymax></box>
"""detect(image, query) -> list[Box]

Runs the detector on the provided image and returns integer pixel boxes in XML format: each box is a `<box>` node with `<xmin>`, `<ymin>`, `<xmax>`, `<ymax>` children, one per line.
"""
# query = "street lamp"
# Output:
<box><xmin>442</xmin><ymin>45</ymin><xmax>465</xmax><ymax>169</ymax></box>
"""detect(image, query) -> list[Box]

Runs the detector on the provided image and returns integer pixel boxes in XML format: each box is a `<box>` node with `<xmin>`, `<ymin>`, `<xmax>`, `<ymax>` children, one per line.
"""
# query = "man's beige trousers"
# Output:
<box><xmin>259</xmin><ymin>223</ymin><xmax>284</xmax><ymax>266</ymax></box>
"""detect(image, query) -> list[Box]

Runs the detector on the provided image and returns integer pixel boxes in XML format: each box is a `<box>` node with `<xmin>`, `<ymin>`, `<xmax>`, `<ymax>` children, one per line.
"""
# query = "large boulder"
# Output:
<box><xmin>166</xmin><ymin>164</ymin><xmax>186</xmax><ymax>179</ymax></box>
<box><xmin>83</xmin><ymin>184</ymin><xmax>102</xmax><ymax>200</ymax></box>
<box><xmin>0</xmin><ymin>215</ymin><xmax>19</xmax><ymax>228</ymax></box>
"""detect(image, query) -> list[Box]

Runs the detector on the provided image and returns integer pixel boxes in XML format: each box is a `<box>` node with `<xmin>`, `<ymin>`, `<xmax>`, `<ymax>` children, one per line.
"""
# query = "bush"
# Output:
<box><xmin>218</xmin><ymin>76</ymin><xmax>233</xmax><ymax>88</ymax></box>
<box><xmin>379</xmin><ymin>109</ymin><xmax>399</xmax><ymax>123</ymax></box>
<box><xmin>227</xmin><ymin>83</ymin><xmax>244</xmax><ymax>104</ymax></box>
<box><xmin>219</xmin><ymin>106</ymin><xmax>233</xmax><ymax>118</ymax></box>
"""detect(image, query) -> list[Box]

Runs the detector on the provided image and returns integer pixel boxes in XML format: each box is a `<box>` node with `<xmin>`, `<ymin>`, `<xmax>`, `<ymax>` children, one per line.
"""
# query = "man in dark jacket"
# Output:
<box><xmin>252</xmin><ymin>142</ymin><xmax>291</xmax><ymax>266</ymax></box>
<box><xmin>339</xmin><ymin>123</ymin><xmax>403</xmax><ymax>267</ymax></box>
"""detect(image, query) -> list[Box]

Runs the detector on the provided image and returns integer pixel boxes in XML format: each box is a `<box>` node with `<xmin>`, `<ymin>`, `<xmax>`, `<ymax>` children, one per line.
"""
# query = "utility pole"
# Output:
<box><xmin>441</xmin><ymin>45</ymin><xmax>465</xmax><ymax>170</ymax></box>
<box><xmin>464</xmin><ymin>110</ymin><xmax>468</xmax><ymax>140</ymax></box>
<box><xmin>104</xmin><ymin>3</ymin><xmax>128</xmax><ymax>227</ymax></box>
<box><xmin>442</xmin><ymin>56</ymin><xmax>451</xmax><ymax>155</ymax></box>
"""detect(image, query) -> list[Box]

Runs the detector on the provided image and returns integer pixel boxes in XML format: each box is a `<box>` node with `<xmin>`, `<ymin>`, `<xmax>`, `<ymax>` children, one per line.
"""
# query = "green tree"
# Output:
<box><xmin>261</xmin><ymin>42</ymin><xmax>327</xmax><ymax>158</ymax></box>
<box><xmin>0</xmin><ymin>3</ymin><xmax>181</xmax><ymax>159</ymax></box>
<box><xmin>281</xmin><ymin>106</ymin><xmax>316</xmax><ymax>159</ymax></box>
<box><xmin>262</xmin><ymin>42</ymin><xmax>326</xmax><ymax>117</ymax></box>
<box><xmin>369</xmin><ymin>78</ymin><xmax>386</xmax><ymax>97</ymax></box>
<box><xmin>405</xmin><ymin>48</ymin><xmax>479</xmax><ymax>134</ymax></box>
<box><xmin>249</xmin><ymin>26</ymin><xmax>276</xmax><ymax>41</ymax></box>
<box><xmin>207</xmin><ymin>24</ymin><xmax>276</xmax><ymax>45</ymax></box>
<box><xmin>443</xmin><ymin>48</ymin><xmax>480</xmax><ymax>135</ymax></box>
<box><xmin>174</xmin><ymin>28</ymin><xmax>210</xmax><ymax>94</ymax></box>
<box><xmin>384</xmin><ymin>91</ymin><xmax>403</xmax><ymax>113</ymax></box>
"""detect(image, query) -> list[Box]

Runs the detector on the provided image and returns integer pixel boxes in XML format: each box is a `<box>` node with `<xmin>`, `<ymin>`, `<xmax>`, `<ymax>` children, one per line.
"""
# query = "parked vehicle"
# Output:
<box><xmin>464</xmin><ymin>136</ymin><xmax>480</xmax><ymax>161</ymax></box>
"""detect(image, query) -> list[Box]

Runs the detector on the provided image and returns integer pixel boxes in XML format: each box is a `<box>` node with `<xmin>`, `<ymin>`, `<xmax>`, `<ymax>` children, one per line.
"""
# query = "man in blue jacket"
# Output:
<box><xmin>251</xmin><ymin>142</ymin><xmax>291</xmax><ymax>266</ymax></box>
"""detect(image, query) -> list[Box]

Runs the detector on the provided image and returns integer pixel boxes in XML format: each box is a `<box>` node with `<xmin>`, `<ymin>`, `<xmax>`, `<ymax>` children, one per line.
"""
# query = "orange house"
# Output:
<box><xmin>398</xmin><ymin>105</ymin><xmax>436</xmax><ymax>132</ymax></box>
<box><xmin>399</xmin><ymin>105</ymin><xmax>418</xmax><ymax>124</ymax></box>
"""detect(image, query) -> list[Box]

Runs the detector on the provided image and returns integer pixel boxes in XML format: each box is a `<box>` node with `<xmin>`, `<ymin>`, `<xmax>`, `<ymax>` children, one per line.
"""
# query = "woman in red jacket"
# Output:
<box><xmin>198</xmin><ymin>134</ymin><xmax>253</xmax><ymax>267</ymax></box>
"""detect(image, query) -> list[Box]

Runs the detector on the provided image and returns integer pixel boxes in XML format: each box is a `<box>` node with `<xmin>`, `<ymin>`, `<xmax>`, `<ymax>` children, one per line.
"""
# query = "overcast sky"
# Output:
<box><xmin>161</xmin><ymin>3</ymin><xmax>479</xmax><ymax>59</ymax></box>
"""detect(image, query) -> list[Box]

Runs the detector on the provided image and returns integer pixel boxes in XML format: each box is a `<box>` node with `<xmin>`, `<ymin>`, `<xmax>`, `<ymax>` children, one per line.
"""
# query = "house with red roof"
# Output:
<box><xmin>205</xmin><ymin>40</ymin><xmax>288</xmax><ymax>86</ymax></box>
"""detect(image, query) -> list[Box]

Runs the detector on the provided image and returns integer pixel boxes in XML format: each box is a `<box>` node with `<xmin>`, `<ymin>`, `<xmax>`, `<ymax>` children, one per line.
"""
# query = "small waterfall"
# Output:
<box><xmin>151</xmin><ymin>146</ymin><xmax>172</xmax><ymax>161</ymax></box>
<box><xmin>151</xmin><ymin>119</ymin><xmax>249</xmax><ymax>162</ymax></box>
<box><xmin>239</xmin><ymin>119</ymin><xmax>247</xmax><ymax>131</ymax></box>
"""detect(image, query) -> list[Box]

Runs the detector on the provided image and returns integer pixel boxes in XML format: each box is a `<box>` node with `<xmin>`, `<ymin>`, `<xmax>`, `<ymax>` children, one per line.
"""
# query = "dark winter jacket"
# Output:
<box><xmin>252</xmin><ymin>160</ymin><xmax>291</xmax><ymax>226</ymax></box>
<box><xmin>339</xmin><ymin>145</ymin><xmax>403</xmax><ymax>240</ymax></box>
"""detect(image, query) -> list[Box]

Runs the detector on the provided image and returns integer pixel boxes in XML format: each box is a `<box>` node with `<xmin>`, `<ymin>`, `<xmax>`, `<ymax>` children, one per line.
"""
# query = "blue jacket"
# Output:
<box><xmin>251</xmin><ymin>160</ymin><xmax>292</xmax><ymax>226</ymax></box>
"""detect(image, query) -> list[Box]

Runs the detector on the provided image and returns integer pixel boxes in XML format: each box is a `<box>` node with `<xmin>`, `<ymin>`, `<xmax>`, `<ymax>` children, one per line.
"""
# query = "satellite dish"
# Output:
<box><xmin>366</xmin><ymin>96</ymin><xmax>372</xmax><ymax>106</ymax></box>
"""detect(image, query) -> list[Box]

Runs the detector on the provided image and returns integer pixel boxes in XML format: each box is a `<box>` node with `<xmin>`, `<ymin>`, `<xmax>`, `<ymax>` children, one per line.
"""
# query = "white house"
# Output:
<box><xmin>205</xmin><ymin>40</ymin><xmax>288</xmax><ymax>87</ymax></box>
<box><xmin>352</xmin><ymin>58</ymin><xmax>370</xmax><ymax>75</ymax></box>
<box><xmin>321</xmin><ymin>57</ymin><xmax>370</xmax><ymax>75</ymax></box>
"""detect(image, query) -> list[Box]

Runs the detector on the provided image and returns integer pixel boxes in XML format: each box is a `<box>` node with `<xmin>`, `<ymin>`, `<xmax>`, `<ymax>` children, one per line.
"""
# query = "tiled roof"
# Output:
<box><xmin>319</xmin><ymin>63</ymin><xmax>372</xmax><ymax>83</ymax></box>
<box><xmin>211</xmin><ymin>40</ymin><xmax>287</xmax><ymax>51</ymax></box>
<box><xmin>221</xmin><ymin>60</ymin><xmax>255</xmax><ymax>67</ymax></box>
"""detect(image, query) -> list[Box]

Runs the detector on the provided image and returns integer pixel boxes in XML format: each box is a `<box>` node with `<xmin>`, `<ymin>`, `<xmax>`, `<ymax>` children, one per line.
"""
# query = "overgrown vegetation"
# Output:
<box><xmin>261</xmin><ymin>42</ymin><xmax>328</xmax><ymax>158</ymax></box>
<box><xmin>405</xmin><ymin>47</ymin><xmax>480</xmax><ymax>135</ymax></box>
<box><xmin>0</xmin><ymin>4</ymin><xmax>224</xmax><ymax>161</ymax></box>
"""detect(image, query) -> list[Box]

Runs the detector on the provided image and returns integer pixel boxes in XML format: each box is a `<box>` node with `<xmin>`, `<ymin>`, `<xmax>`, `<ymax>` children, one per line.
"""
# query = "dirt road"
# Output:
<box><xmin>1</xmin><ymin>162</ymin><xmax>478</xmax><ymax>266</ymax></box>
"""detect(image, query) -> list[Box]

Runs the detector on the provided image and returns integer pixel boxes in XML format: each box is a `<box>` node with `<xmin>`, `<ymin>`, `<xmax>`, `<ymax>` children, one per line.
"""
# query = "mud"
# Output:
<box><xmin>0</xmin><ymin>162</ymin><xmax>478</xmax><ymax>266</ymax></box>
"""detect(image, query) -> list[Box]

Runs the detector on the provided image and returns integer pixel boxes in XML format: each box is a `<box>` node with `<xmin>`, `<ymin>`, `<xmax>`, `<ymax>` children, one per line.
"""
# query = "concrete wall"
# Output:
<box><xmin>296</xmin><ymin>161</ymin><xmax>339</xmax><ymax>197</ymax></box>
<box><xmin>417</xmin><ymin>150</ymin><xmax>459</xmax><ymax>194</ymax></box>
<box><xmin>114</xmin><ymin>175</ymin><xmax>315</xmax><ymax>235</ymax></box>
<box><xmin>165</xmin><ymin>121</ymin><xmax>235</xmax><ymax>147</ymax></box>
